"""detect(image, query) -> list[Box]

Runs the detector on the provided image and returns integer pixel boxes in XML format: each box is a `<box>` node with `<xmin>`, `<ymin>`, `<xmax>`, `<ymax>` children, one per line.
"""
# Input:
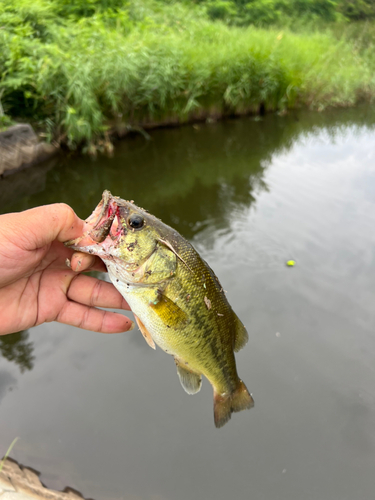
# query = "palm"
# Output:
<box><xmin>0</xmin><ymin>205</ymin><xmax>132</xmax><ymax>336</ymax></box>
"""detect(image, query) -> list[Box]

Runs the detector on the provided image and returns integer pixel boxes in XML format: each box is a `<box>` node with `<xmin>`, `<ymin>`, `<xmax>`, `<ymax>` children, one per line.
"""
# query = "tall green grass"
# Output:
<box><xmin>1</xmin><ymin>0</ymin><xmax>375</xmax><ymax>149</ymax></box>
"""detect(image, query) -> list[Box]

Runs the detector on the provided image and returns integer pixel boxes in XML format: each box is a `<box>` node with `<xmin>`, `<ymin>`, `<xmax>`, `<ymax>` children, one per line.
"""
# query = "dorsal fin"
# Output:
<box><xmin>233</xmin><ymin>313</ymin><xmax>248</xmax><ymax>352</ymax></box>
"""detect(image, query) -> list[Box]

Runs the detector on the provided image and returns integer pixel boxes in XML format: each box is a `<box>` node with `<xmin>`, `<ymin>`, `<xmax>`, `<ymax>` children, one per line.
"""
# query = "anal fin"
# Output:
<box><xmin>134</xmin><ymin>315</ymin><xmax>156</xmax><ymax>350</ymax></box>
<box><xmin>175</xmin><ymin>358</ymin><xmax>202</xmax><ymax>395</ymax></box>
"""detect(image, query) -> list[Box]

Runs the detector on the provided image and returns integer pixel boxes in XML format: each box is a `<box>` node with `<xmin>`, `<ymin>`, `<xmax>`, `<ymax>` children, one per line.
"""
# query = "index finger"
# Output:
<box><xmin>69</xmin><ymin>252</ymin><xmax>107</xmax><ymax>273</ymax></box>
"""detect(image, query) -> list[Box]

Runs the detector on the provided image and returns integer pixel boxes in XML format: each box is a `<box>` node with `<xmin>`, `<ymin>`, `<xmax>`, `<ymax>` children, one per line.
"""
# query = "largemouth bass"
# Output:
<box><xmin>66</xmin><ymin>191</ymin><xmax>254</xmax><ymax>427</ymax></box>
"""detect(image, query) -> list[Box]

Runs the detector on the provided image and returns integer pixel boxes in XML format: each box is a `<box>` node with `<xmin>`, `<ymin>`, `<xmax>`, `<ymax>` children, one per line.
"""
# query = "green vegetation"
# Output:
<box><xmin>0</xmin><ymin>0</ymin><xmax>375</xmax><ymax>150</ymax></box>
<box><xmin>0</xmin><ymin>330</ymin><xmax>34</xmax><ymax>372</ymax></box>
<box><xmin>201</xmin><ymin>0</ymin><xmax>375</xmax><ymax>25</ymax></box>
<box><xmin>0</xmin><ymin>437</ymin><xmax>18</xmax><ymax>472</ymax></box>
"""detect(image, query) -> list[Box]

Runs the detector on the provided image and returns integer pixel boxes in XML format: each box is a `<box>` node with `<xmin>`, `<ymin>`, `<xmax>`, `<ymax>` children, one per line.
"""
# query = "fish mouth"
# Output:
<box><xmin>65</xmin><ymin>190</ymin><xmax>124</xmax><ymax>254</ymax></box>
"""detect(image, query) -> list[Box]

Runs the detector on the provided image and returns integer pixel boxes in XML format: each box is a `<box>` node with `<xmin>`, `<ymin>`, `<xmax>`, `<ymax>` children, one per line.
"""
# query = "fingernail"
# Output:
<box><xmin>65</xmin><ymin>258</ymin><xmax>71</xmax><ymax>269</ymax></box>
<box><xmin>128</xmin><ymin>320</ymin><xmax>135</xmax><ymax>331</ymax></box>
<box><xmin>76</xmin><ymin>260</ymin><xmax>82</xmax><ymax>272</ymax></box>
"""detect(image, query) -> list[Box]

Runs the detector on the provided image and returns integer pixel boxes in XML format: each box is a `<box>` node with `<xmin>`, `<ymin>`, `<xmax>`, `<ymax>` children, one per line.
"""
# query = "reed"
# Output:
<box><xmin>1</xmin><ymin>0</ymin><xmax>374</xmax><ymax>149</ymax></box>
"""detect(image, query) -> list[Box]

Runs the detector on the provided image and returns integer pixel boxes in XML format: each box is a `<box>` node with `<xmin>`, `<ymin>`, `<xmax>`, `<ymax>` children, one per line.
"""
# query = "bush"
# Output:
<box><xmin>55</xmin><ymin>0</ymin><xmax>126</xmax><ymax>18</ymax></box>
<box><xmin>206</xmin><ymin>1</ymin><xmax>237</xmax><ymax>20</ymax></box>
<box><xmin>1</xmin><ymin>0</ymin><xmax>375</xmax><ymax>149</ymax></box>
<box><xmin>197</xmin><ymin>0</ymin><xmax>375</xmax><ymax>24</ymax></box>
<box><xmin>243</xmin><ymin>1</ymin><xmax>284</xmax><ymax>26</ymax></box>
<box><xmin>338</xmin><ymin>0</ymin><xmax>375</xmax><ymax>20</ymax></box>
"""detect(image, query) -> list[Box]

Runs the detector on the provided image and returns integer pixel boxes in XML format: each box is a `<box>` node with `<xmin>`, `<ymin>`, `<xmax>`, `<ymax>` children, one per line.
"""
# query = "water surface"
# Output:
<box><xmin>1</xmin><ymin>107</ymin><xmax>375</xmax><ymax>500</ymax></box>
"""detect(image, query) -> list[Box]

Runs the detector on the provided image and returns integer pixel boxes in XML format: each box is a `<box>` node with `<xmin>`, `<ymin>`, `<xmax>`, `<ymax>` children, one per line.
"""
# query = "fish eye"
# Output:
<box><xmin>128</xmin><ymin>213</ymin><xmax>144</xmax><ymax>229</ymax></box>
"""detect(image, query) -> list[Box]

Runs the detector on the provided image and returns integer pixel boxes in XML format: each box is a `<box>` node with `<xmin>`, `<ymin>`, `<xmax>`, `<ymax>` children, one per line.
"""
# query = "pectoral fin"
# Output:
<box><xmin>134</xmin><ymin>315</ymin><xmax>156</xmax><ymax>350</ymax></box>
<box><xmin>233</xmin><ymin>313</ymin><xmax>248</xmax><ymax>352</ymax></box>
<box><xmin>150</xmin><ymin>291</ymin><xmax>188</xmax><ymax>328</ymax></box>
<box><xmin>175</xmin><ymin>358</ymin><xmax>202</xmax><ymax>395</ymax></box>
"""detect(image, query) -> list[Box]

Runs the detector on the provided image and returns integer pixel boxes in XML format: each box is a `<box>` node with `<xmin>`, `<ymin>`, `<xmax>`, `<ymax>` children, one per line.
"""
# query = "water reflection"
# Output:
<box><xmin>0</xmin><ymin>158</ymin><xmax>58</xmax><ymax>210</ymax></box>
<box><xmin>1</xmin><ymin>108</ymin><xmax>374</xmax><ymax>240</ymax></box>
<box><xmin>0</xmin><ymin>106</ymin><xmax>375</xmax><ymax>500</ymax></box>
<box><xmin>0</xmin><ymin>370</ymin><xmax>17</xmax><ymax>404</ymax></box>
<box><xmin>0</xmin><ymin>331</ymin><xmax>34</xmax><ymax>373</ymax></box>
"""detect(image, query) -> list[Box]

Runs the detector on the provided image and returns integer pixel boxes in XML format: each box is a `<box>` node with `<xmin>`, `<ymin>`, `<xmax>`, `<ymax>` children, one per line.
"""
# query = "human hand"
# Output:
<box><xmin>0</xmin><ymin>204</ymin><xmax>134</xmax><ymax>335</ymax></box>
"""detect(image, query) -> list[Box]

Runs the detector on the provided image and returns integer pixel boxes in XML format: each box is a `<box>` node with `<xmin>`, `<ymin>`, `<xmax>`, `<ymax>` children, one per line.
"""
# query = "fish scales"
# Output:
<box><xmin>65</xmin><ymin>191</ymin><xmax>254</xmax><ymax>427</ymax></box>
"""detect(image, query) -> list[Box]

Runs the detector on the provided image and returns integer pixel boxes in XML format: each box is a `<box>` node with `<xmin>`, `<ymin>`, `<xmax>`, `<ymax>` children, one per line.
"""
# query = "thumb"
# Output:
<box><xmin>2</xmin><ymin>204</ymin><xmax>85</xmax><ymax>251</ymax></box>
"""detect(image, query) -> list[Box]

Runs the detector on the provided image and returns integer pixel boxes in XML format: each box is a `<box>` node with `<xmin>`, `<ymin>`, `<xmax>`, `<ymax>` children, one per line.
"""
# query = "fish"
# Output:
<box><xmin>65</xmin><ymin>191</ymin><xmax>254</xmax><ymax>427</ymax></box>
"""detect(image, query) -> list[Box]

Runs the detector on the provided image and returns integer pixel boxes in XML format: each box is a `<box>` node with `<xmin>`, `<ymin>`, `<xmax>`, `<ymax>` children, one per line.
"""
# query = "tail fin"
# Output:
<box><xmin>214</xmin><ymin>380</ymin><xmax>254</xmax><ymax>428</ymax></box>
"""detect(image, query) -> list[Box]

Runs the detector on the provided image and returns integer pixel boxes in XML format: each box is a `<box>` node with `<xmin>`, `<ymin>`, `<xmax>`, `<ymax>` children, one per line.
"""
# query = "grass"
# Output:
<box><xmin>1</xmin><ymin>0</ymin><xmax>375</xmax><ymax>150</ymax></box>
<box><xmin>0</xmin><ymin>437</ymin><xmax>19</xmax><ymax>473</ymax></box>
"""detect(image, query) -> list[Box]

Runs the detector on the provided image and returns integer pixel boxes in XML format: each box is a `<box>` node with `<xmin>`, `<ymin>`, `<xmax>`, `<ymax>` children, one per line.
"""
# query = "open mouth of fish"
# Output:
<box><xmin>65</xmin><ymin>190</ymin><xmax>123</xmax><ymax>253</ymax></box>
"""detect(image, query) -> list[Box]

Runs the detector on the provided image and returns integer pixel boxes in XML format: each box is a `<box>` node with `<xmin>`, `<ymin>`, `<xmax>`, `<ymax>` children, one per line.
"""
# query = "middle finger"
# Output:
<box><xmin>67</xmin><ymin>274</ymin><xmax>130</xmax><ymax>311</ymax></box>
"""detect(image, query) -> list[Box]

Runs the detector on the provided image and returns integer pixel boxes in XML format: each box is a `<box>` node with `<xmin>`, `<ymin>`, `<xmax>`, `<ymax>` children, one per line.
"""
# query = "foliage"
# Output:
<box><xmin>338</xmin><ymin>1</ymin><xmax>375</xmax><ymax>20</ymax></box>
<box><xmin>198</xmin><ymin>0</ymin><xmax>375</xmax><ymax>25</ymax></box>
<box><xmin>0</xmin><ymin>330</ymin><xmax>34</xmax><ymax>372</ymax></box>
<box><xmin>55</xmin><ymin>0</ymin><xmax>127</xmax><ymax>18</ymax></box>
<box><xmin>206</xmin><ymin>1</ymin><xmax>237</xmax><ymax>20</ymax></box>
<box><xmin>0</xmin><ymin>0</ymin><xmax>375</xmax><ymax>150</ymax></box>
<box><xmin>203</xmin><ymin>0</ymin><xmax>340</xmax><ymax>25</ymax></box>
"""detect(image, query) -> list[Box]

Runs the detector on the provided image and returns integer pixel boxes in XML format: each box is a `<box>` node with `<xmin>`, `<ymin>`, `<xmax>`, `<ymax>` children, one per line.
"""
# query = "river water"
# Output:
<box><xmin>1</xmin><ymin>107</ymin><xmax>375</xmax><ymax>500</ymax></box>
